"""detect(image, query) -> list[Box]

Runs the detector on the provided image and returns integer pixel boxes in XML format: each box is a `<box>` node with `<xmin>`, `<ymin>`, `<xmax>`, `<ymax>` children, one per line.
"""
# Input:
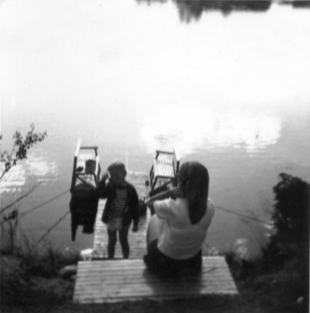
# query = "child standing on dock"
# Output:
<box><xmin>98</xmin><ymin>162</ymin><xmax>139</xmax><ymax>259</ymax></box>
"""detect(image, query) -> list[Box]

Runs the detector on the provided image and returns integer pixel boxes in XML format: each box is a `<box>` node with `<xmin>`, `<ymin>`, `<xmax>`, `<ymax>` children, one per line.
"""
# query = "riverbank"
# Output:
<box><xmin>1</xmin><ymin>249</ymin><xmax>308</xmax><ymax>313</ymax></box>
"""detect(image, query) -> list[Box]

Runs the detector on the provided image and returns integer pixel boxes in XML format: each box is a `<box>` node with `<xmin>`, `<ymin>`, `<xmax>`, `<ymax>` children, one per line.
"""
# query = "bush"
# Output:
<box><xmin>0</xmin><ymin>240</ymin><xmax>80</xmax><ymax>306</ymax></box>
<box><xmin>265</xmin><ymin>173</ymin><xmax>309</xmax><ymax>265</ymax></box>
<box><xmin>227</xmin><ymin>173</ymin><xmax>309</xmax><ymax>309</ymax></box>
<box><xmin>258</xmin><ymin>173</ymin><xmax>309</xmax><ymax>307</ymax></box>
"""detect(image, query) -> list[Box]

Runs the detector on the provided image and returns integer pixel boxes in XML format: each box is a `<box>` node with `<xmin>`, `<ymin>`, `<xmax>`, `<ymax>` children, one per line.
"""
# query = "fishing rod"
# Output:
<box><xmin>0</xmin><ymin>188</ymin><xmax>70</xmax><ymax>226</ymax></box>
<box><xmin>37</xmin><ymin>211</ymin><xmax>70</xmax><ymax>244</ymax></box>
<box><xmin>215</xmin><ymin>205</ymin><xmax>272</xmax><ymax>225</ymax></box>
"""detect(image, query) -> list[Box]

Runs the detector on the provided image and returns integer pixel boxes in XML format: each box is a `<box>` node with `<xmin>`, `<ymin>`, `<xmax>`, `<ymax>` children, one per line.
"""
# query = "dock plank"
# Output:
<box><xmin>92</xmin><ymin>201</ymin><xmax>150</xmax><ymax>259</ymax></box>
<box><xmin>73</xmin><ymin>257</ymin><xmax>238</xmax><ymax>303</ymax></box>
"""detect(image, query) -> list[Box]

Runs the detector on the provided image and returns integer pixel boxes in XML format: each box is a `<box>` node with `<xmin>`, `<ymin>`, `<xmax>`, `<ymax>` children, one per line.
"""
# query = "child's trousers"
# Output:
<box><xmin>107</xmin><ymin>228</ymin><xmax>129</xmax><ymax>258</ymax></box>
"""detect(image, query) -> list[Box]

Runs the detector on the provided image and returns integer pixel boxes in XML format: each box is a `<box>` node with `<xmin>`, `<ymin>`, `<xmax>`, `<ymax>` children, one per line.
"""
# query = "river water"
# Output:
<box><xmin>1</xmin><ymin>0</ymin><xmax>309</xmax><ymax>257</ymax></box>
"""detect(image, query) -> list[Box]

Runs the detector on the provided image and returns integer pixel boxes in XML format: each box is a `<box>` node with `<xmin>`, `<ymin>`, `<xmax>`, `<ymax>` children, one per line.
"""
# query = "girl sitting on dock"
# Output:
<box><xmin>98</xmin><ymin>162</ymin><xmax>139</xmax><ymax>259</ymax></box>
<box><xmin>144</xmin><ymin>161</ymin><xmax>215</xmax><ymax>277</ymax></box>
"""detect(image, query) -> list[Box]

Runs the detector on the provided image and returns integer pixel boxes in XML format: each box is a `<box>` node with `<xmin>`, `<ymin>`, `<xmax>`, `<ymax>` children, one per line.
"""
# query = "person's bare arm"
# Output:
<box><xmin>101</xmin><ymin>171</ymin><xmax>109</xmax><ymax>181</ymax></box>
<box><xmin>145</xmin><ymin>187</ymin><xmax>183</xmax><ymax>213</ymax></box>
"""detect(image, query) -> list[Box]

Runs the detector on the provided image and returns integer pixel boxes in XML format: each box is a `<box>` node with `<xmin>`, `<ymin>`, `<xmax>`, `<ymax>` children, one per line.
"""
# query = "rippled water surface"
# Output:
<box><xmin>1</xmin><ymin>0</ymin><xmax>310</xmax><ymax>256</ymax></box>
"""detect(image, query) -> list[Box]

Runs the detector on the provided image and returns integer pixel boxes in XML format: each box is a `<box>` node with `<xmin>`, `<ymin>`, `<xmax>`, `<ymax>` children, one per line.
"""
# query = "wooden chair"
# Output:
<box><xmin>149</xmin><ymin>148</ymin><xmax>180</xmax><ymax>194</ymax></box>
<box><xmin>70</xmin><ymin>138</ymin><xmax>101</xmax><ymax>196</ymax></box>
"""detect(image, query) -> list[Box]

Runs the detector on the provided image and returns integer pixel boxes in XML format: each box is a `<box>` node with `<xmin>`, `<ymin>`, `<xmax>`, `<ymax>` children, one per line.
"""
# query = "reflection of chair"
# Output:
<box><xmin>70</xmin><ymin>138</ymin><xmax>101</xmax><ymax>196</ymax></box>
<box><xmin>149</xmin><ymin>149</ymin><xmax>180</xmax><ymax>194</ymax></box>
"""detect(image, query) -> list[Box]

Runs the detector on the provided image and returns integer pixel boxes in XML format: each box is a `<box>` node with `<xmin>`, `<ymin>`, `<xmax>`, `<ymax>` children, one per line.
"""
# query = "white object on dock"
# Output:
<box><xmin>80</xmin><ymin>248</ymin><xmax>97</xmax><ymax>260</ymax></box>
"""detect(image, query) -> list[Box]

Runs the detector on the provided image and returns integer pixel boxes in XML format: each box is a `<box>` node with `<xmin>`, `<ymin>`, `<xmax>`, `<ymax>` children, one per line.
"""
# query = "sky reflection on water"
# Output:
<box><xmin>140</xmin><ymin>107</ymin><xmax>282</xmax><ymax>155</ymax></box>
<box><xmin>0</xmin><ymin>0</ymin><xmax>309</xmax><ymax>254</ymax></box>
<box><xmin>0</xmin><ymin>153</ymin><xmax>58</xmax><ymax>194</ymax></box>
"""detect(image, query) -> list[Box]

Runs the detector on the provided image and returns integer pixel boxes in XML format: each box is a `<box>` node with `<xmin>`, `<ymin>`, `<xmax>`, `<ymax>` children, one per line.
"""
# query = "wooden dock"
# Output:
<box><xmin>73</xmin><ymin>257</ymin><xmax>238</xmax><ymax>303</ymax></box>
<box><xmin>92</xmin><ymin>171</ymin><xmax>151</xmax><ymax>259</ymax></box>
<box><xmin>92</xmin><ymin>199</ymin><xmax>151</xmax><ymax>258</ymax></box>
<box><xmin>73</xmin><ymin>171</ymin><xmax>239</xmax><ymax>303</ymax></box>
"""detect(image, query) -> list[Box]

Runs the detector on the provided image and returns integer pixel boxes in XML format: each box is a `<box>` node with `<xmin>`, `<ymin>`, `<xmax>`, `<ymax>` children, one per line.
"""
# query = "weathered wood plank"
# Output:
<box><xmin>77</xmin><ymin>267</ymin><xmax>231</xmax><ymax>275</ymax></box>
<box><xmin>78</xmin><ymin>256</ymin><xmax>226</xmax><ymax>265</ymax></box>
<box><xmin>75</xmin><ymin>284</ymin><xmax>238</xmax><ymax>296</ymax></box>
<box><xmin>75</xmin><ymin>285</ymin><xmax>238</xmax><ymax>297</ymax></box>
<box><xmin>77</xmin><ymin>264</ymin><xmax>229</xmax><ymax>272</ymax></box>
<box><xmin>74</xmin><ymin>264</ymin><xmax>230</xmax><ymax>279</ymax></box>
<box><xmin>74</xmin><ymin>287</ymin><xmax>238</xmax><ymax>299</ymax></box>
<box><xmin>74</xmin><ymin>279</ymin><xmax>237</xmax><ymax>290</ymax></box>
<box><xmin>75</xmin><ymin>274</ymin><xmax>233</xmax><ymax>282</ymax></box>
<box><xmin>75</xmin><ymin>281</ymin><xmax>235</xmax><ymax>291</ymax></box>
<box><xmin>75</xmin><ymin>280</ymin><xmax>215</xmax><ymax>288</ymax></box>
<box><xmin>73</xmin><ymin>257</ymin><xmax>238</xmax><ymax>303</ymax></box>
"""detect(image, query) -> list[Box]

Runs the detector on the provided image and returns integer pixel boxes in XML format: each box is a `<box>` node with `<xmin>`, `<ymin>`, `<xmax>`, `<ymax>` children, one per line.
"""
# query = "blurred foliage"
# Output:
<box><xmin>267</xmin><ymin>173</ymin><xmax>309</xmax><ymax>261</ymax></box>
<box><xmin>261</xmin><ymin>173</ymin><xmax>309</xmax><ymax>307</ymax></box>
<box><xmin>0</xmin><ymin>123</ymin><xmax>47</xmax><ymax>180</ymax></box>
<box><xmin>0</xmin><ymin>239</ymin><xmax>79</xmax><ymax>306</ymax></box>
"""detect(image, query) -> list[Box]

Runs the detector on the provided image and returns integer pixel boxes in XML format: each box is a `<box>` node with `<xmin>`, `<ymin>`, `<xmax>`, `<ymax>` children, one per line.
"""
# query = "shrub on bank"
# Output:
<box><xmin>0</xmin><ymin>239</ymin><xmax>79</xmax><ymax>306</ymax></box>
<box><xmin>226</xmin><ymin>173</ymin><xmax>309</xmax><ymax>310</ymax></box>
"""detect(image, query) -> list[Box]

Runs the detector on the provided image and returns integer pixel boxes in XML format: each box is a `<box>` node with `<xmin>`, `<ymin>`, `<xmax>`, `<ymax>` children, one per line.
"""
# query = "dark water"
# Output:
<box><xmin>1</xmin><ymin>0</ymin><xmax>309</xmax><ymax>257</ymax></box>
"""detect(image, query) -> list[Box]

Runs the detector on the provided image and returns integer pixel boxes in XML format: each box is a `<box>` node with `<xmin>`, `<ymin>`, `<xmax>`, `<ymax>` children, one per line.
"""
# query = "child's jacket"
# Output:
<box><xmin>98</xmin><ymin>178</ymin><xmax>139</xmax><ymax>228</ymax></box>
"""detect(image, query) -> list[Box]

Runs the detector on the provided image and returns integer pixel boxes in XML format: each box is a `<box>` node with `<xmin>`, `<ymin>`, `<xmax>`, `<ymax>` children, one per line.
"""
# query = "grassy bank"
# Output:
<box><xmin>0</xmin><ymin>238</ymin><xmax>79</xmax><ymax>309</ymax></box>
<box><xmin>0</xmin><ymin>243</ymin><xmax>308</xmax><ymax>313</ymax></box>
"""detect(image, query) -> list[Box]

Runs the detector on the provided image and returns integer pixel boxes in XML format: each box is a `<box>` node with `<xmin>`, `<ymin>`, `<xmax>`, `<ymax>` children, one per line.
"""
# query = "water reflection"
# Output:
<box><xmin>0</xmin><ymin>154</ymin><xmax>58</xmax><ymax>193</ymax></box>
<box><xmin>137</xmin><ymin>0</ymin><xmax>272</xmax><ymax>22</ymax></box>
<box><xmin>140</xmin><ymin>108</ymin><xmax>281</xmax><ymax>156</ymax></box>
<box><xmin>0</xmin><ymin>164</ymin><xmax>25</xmax><ymax>193</ymax></box>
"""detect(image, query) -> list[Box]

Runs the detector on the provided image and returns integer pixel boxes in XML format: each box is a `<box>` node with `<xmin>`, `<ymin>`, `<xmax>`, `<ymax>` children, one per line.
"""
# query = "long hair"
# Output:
<box><xmin>178</xmin><ymin>161</ymin><xmax>209</xmax><ymax>225</ymax></box>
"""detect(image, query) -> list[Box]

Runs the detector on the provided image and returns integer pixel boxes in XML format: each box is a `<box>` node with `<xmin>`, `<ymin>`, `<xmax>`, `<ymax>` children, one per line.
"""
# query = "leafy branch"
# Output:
<box><xmin>0</xmin><ymin>123</ymin><xmax>47</xmax><ymax>180</ymax></box>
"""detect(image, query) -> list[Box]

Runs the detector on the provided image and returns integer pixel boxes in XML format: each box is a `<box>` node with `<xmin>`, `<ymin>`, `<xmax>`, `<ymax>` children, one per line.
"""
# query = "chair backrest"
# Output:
<box><xmin>70</xmin><ymin>138</ymin><xmax>81</xmax><ymax>192</ymax></box>
<box><xmin>70</xmin><ymin>138</ymin><xmax>101</xmax><ymax>193</ymax></box>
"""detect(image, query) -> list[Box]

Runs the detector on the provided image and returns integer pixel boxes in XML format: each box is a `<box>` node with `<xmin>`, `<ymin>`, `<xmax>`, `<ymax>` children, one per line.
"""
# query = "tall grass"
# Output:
<box><xmin>0</xmin><ymin>216</ymin><xmax>80</xmax><ymax>306</ymax></box>
<box><xmin>239</xmin><ymin>218</ymin><xmax>269</xmax><ymax>257</ymax></box>
<box><xmin>0</xmin><ymin>212</ymin><xmax>19</xmax><ymax>254</ymax></box>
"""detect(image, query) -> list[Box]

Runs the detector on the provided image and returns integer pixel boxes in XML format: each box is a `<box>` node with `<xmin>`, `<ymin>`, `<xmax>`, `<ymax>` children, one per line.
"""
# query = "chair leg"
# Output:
<box><xmin>150</xmin><ymin>165</ymin><xmax>154</xmax><ymax>190</ymax></box>
<box><xmin>151</xmin><ymin>177</ymin><xmax>158</xmax><ymax>191</ymax></box>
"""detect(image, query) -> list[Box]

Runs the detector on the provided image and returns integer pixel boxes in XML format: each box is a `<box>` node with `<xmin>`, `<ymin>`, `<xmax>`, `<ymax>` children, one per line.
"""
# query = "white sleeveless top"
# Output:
<box><xmin>154</xmin><ymin>198</ymin><xmax>215</xmax><ymax>260</ymax></box>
